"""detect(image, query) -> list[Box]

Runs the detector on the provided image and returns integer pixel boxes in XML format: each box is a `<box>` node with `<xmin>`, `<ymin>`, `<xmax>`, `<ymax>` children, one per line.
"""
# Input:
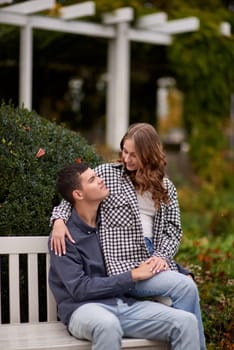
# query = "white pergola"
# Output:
<box><xmin>0</xmin><ymin>0</ymin><xmax>204</xmax><ymax>149</ymax></box>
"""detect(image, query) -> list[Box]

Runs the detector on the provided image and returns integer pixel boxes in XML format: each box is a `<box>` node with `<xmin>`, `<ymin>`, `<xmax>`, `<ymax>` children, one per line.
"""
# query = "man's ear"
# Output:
<box><xmin>72</xmin><ymin>189</ymin><xmax>83</xmax><ymax>201</ymax></box>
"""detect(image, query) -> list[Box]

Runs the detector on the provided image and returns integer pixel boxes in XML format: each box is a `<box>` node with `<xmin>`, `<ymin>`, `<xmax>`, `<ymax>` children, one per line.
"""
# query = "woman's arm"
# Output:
<box><xmin>50</xmin><ymin>199</ymin><xmax>72</xmax><ymax>225</ymax></box>
<box><xmin>50</xmin><ymin>199</ymin><xmax>73</xmax><ymax>255</ymax></box>
<box><xmin>153</xmin><ymin>179</ymin><xmax>182</xmax><ymax>261</ymax></box>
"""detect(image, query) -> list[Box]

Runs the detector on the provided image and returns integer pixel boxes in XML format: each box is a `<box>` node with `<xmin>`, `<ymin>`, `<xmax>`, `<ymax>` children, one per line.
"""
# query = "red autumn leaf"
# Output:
<box><xmin>36</xmin><ymin>148</ymin><xmax>45</xmax><ymax>158</ymax></box>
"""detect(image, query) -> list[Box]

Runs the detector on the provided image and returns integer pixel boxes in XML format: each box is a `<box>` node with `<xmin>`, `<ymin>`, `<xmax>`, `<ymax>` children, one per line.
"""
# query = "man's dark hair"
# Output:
<box><xmin>56</xmin><ymin>162</ymin><xmax>89</xmax><ymax>204</ymax></box>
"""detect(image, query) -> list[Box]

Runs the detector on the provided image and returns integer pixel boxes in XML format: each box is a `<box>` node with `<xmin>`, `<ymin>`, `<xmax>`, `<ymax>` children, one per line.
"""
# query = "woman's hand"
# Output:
<box><xmin>131</xmin><ymin>260</ymin><xmax>158</xmax><ymax>281</ymax></box>
<box><xmin>146</xmin><ymin>256</ymin><xmax>169</xmax><ymax>274</ymax></box>
<box><xmin>50</xmin><ymin>219</ymin><xmax>75</xmax><ymax>256</ymax></box>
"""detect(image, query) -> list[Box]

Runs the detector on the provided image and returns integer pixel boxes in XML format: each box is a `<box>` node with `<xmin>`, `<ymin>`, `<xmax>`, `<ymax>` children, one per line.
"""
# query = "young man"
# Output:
<box><xmin>49</xmin><ymin>162</ymin><xmax>200</xmax><ymax>350</ymax></box>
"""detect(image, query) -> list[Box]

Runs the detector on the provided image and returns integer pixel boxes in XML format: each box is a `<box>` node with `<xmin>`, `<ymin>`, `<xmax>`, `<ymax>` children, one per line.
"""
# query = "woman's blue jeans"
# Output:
<box><xmin>139</xmin><ymin>237</ymin><xmax>206</xmax><ymax>349</ymax></box>
<box><xmin>130</xmin><ymin>267</ymin><xmax>206</xmax><ymax>350</ymax></box>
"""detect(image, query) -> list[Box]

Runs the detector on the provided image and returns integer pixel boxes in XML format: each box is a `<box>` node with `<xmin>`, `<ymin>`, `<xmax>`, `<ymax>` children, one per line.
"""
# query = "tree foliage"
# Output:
<box><xmin>167</xmin><ymin>8</ymin><xmax>234</xmax><ymax>186</ymax></box>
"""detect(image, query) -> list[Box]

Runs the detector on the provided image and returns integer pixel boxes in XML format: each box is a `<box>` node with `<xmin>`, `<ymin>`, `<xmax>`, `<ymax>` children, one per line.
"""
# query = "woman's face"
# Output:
<box><xmin>122</xmin><ymin>138</ymin><xmax>140</xmax><ymax>171</ymax></box>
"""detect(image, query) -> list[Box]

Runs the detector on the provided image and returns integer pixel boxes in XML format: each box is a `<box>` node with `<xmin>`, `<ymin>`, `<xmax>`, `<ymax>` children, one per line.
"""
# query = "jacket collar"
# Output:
<box><xmin>70</xmin><ymin>208</ymin><xmax>100</xmax><ymax>235</ymax></box>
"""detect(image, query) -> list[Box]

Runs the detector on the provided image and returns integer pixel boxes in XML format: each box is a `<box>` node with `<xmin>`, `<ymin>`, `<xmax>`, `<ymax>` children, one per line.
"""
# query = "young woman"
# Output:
<box><xmin>50</xmin><ymin>123</ymin><xmax>206</xmax><ymax>349</ymax></box>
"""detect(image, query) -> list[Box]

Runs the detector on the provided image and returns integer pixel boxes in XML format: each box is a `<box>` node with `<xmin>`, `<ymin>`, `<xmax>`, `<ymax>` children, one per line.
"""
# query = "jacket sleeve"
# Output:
<box><xmin>50</xmin><ymin>239</ymin><xmax>134</xmax><ymax>301</ymax></box>
<box><xmin>50</xmin><ymin>199</ymin><xmax>72</xmax><ymax>226</ymax></box>
<box><xmin>153</xmin><ymin>179</ymin><xmax>182</xmax><ymax>261</ymax></box>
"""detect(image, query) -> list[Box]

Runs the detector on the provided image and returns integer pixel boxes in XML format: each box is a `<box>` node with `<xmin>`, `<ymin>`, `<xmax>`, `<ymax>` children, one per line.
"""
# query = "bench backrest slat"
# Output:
<box><xmin>28</xmin><ymin>253</ymin><xmax>39</xmax><ymax>322</ymax></box>
<box><xmin>9</xmin><ymin>254</ymin><xmax>20</xmax><ymax>323</ymax></box>
<box><xmin>0</xmin><ymin>236</ymin><xmax>57</xmax><ymax>324</ymax></box>
<box><xmin>46</xmin><ymin>253</ymin><xmax>57</xmax><ymax>321</ymax></box>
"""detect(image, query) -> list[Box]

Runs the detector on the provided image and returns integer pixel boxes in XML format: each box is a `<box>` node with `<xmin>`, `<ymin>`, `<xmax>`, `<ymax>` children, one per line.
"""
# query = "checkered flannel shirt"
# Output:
<box><xmin>51</xmin><ymin>163</ymin><xmax>182</xmax><ymax>275</ymax></box>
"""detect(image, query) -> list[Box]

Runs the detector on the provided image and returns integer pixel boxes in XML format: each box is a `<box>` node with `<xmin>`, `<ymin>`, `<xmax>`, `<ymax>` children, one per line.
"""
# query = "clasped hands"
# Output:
<box><xmin>131</xmin><ymin>256</ymin><xmax>169</xmax><ymax>281</ymax></box>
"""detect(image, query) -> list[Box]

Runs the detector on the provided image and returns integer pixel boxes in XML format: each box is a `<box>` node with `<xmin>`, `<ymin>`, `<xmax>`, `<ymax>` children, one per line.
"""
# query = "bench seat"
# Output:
<box><xmin>0</xmin><ymin>322</ymin><xmax>169</xmax><ymax>350</ymax></box>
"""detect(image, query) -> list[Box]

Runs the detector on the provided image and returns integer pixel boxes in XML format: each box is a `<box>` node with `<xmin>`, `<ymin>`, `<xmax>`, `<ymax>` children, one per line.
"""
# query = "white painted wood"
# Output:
<box><xmin>0</xmin><ymin>258</ymin><xmax>1</xmax><ymax>323</ymax></box>
<box><xmin>46</xmin><ymin>253</ymin><xmax>57</xmax><ymax>321</ymax></box>
<box><xmin>0</xmin><ymin>0</ymin><xmax>13</xmax><ymax>4</ymax></box>
<box><xmin>106</xmin><ymin>39</ymin><xmax>116</xmax><ymax>148</ymax></box>
<box><xmin>0</xmin><ymin>12</ymin><xmax>115</xmax><ymax>38</ymax></box>
<box><xmin>106</xmin><ymin>21</ymin><xmax>130</xmax><ymax>150</ymax></box>
<box><xmin>60</xmin><ymin>1</ymin><xmax>95</xmax><ymax>20</ymax></box>
<box><xmin>28</xmin><ymin>253</ymin><xmax>39</xmax><ymax>322</ymax></box>
<box><xmin>149</xmin><ymin>17</ymin><xmax>200</xmax><ymax>34</ymax></box>
<box><xmin>136</xmin><ymin>12</ymin><xmax>168</xmax><ymax>28</ymax></box>
<box><xmin>0</xmin><ymin>11</ymin><xmax>27</xmax><ymax>26</ymax></box>
<box><xmin>0</xmin><ymin>236</ymin><xmax>48</xmax><ymax>254</ymax></box>
<box><xmin>103</xmin><ymin>7</ymin><xmax>134</xmax><ymax>25</ymax></box>
<box><xmin>0</xmin><ymin>236</ymin><xmax>169</xmax><ymax>349</ymax></box>
<box><xmin>129</xmin><ymin>28</ymin><xmax>172</xmax><ymax>45</ymax></box>
<box><xmin>1</xmin><ymin>0</ymin><xmax>55</xmax><ymax>14</ymax></box>
<box><xmin>19</xmin><ymin>22</ymin><xmax>33</xmax><ymax>110</ymax></box>
<box><xmin>0</xmin><ymin>322</ymin><xmax>169</xmax><ymax>349</ymax></box>
<box><xmin>9</xmin><ymin>254</ymin><xmax>20</xmax><ymax>323</ymax></box>
<box><xmin>30</xmin><ymin>16</ymin><xmax>115</xmax><ymax>38</ymax></box>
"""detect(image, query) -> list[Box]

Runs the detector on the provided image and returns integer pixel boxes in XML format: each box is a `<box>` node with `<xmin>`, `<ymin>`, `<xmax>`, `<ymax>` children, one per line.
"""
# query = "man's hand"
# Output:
<box><xmin>50</xmin><ymin>219</ymin><xmax>75</xmax><ymax>256</ymax></box>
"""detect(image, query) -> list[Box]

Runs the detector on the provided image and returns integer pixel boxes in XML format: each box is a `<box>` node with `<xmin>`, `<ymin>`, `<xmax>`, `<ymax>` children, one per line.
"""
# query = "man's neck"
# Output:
<box><xmin>75</xmin><ymin>203</ymin><xmax>98</xmax><ymax>227</ymax></box>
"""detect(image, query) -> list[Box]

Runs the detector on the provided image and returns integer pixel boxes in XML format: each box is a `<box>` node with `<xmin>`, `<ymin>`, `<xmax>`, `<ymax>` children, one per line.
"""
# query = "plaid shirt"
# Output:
<box><xmin>51</xmin><ymin>163</ymin><xmax>182</xmax><ymax>275</ymax></box>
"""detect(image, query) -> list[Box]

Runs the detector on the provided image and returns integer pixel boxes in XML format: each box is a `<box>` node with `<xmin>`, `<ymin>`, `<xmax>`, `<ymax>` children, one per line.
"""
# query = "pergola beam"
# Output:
<box><xmin>0</xmin><ymin>11</ymin><xmax>27</xmax><ymax>26</ymax></box>
<box><xmin>30</xmin><ymin>16</ymin><xmax>115</xmax><ymax>38</ymax></box>
<box><xmin>1</xmin><ymin>0</ymin><xmax>55</xmax><ymax>14</ymax></box>
<box><xmin>145</xmin><ymin>17</ymin><xmax>200</xmax><ymax>34</ymax></box>
<box><xmin>129</xmin><ymin>29</ymin><xmax>171</xmax><ymax>45</ymax></box>
<box><xmin>0</xmin><ymin>12</ymin><xmax>116</xmax><ymax>38</ymax></box>
<box><xmin>60</xmin><ymin>1</ymin><xmax>95</xmax><ymax>20</ymax></box>
<box><xmin>136</xmin><ymin>12</ymin><xmax>168</xmax><ymax>28</ymax></box>
<box><xmin>102</xmin><ymin>7</ymin><xmax>133</xmax><ymax>25</ymax></box>
<box><xmin>0</xmin><ymin>0</ymin><xmax>13</xmax><ymax>4</ymax></box>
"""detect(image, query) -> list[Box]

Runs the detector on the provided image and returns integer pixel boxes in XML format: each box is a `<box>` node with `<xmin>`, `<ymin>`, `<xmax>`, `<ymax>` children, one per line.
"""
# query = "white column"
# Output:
<box><xmin>19</xmin><ymin>22</ymin><xmax>33</xmax><ymax>110</ymax></box>
<box><xmin>106</xmin><ymin>22</ymin><xmax>130</xmax><ymax>150</ymax></box>
<box><xmin>106</xmin><ymin>39</ymin><xmax>116</xmax><ymax>148</ymax></box>
<box><xmin>104</xmin><ymin>8</ymin><xmax>133</xmax><ymax>150</ymax></box>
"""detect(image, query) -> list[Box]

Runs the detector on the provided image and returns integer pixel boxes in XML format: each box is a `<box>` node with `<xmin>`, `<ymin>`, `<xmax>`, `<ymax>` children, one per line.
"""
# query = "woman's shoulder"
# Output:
<box><xmin>163</xmin><ymin>177</ymin><xmax>176</xmax><ymax>191</ymax></box>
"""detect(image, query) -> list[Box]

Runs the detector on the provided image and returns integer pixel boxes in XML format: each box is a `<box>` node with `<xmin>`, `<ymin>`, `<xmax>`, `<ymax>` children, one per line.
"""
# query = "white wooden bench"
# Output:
<box><xmin>0</xmin><ymin>236</ymin><xmax>169</xmax><ymax>350</ymax></box>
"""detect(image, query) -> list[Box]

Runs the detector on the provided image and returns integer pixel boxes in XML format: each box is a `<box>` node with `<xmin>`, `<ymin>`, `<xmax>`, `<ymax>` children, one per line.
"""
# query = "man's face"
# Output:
<box><xmin>79</xmin><ymin>168</ymin><xmax>109</xmax><ymax>202</ymax></box>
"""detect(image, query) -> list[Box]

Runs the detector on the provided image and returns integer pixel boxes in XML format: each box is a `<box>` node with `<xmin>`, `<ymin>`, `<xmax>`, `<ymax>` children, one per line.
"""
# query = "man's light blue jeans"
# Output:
<box><xmin>130</xmin><ymin>270</ymin><xmax>206</xmax><ymax>350</ymax></box>
<box><xmin>68</xmin><ymin>298</ymin><xmax>200</xmax><ymax>350</ymax></box>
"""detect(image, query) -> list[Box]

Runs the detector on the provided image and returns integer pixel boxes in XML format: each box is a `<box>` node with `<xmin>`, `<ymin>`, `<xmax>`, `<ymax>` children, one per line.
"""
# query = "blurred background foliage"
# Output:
<box><xmin>0</xmin><ymin>0</ymin><xmax>234</xmax><ymax>349</ymax></box>
<box><xmin>0</xmin><ymin>0</ymin><xmax>233</xmax><ymax>185</ymax></box>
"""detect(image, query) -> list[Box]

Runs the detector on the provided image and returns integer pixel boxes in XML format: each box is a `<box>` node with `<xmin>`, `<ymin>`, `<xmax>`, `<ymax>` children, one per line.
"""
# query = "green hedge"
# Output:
<box><xmin>0</xmin><ymin>103</ymin><xmax>102</xmax><ymax>236</ymax></box>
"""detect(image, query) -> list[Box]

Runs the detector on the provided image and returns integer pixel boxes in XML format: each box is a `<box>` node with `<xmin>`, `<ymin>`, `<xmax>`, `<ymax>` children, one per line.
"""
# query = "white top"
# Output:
<box><xmin>136</xmin><ymin>191</ymin><xmax>155</xmax><ymax>239</ymax></box>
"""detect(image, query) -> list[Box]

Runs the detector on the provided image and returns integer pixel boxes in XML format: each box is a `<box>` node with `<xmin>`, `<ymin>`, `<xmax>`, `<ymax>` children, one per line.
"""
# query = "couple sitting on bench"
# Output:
<box><xmin>49</xmin><ymin>124</ymin><xmax>206</xmax><ymax>350</ymax></box>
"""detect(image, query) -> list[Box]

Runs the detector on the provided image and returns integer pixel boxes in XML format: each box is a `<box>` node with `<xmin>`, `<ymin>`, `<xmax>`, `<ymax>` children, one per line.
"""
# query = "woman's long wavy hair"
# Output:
<box><xmin>120</xmin><ymin>123</ymin><xmax>169</xmax><ymax>208</ymax></box>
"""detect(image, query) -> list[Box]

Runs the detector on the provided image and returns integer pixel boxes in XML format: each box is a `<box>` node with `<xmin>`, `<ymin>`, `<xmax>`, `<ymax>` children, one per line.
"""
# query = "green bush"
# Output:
<box><xmin>177</xmin><ymin>186</ymin><xmax>234</xmax><ymax>349</ymax></box>
<box><xmin>0</xmin><ymin>103</ymin><xmax>102</xmax><ymax>236</ymax></box>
